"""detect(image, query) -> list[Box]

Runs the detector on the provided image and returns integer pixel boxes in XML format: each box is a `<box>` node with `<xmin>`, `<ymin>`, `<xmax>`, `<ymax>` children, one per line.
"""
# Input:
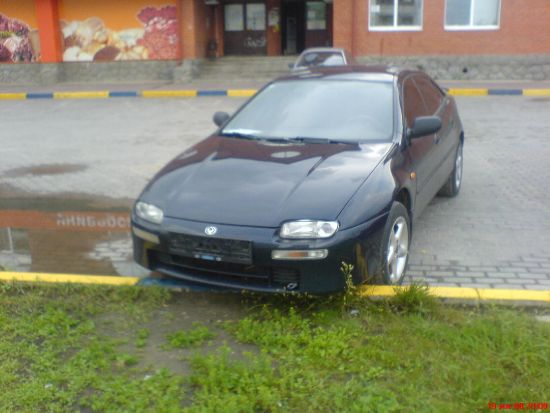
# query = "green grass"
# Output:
<box><xmin>0</xmin><ymin>281</ymin><xmax>549</xmax><ymax>412</ymax></box>
<box><xmin>166</xmin><ymin>323</ymin><xmax>216</xmax><ymax>349</ymax></box>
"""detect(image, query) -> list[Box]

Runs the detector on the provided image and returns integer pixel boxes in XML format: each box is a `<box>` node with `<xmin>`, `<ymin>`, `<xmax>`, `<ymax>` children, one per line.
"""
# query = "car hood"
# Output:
<box><xmin>140</xmin><ymin>136</ymin><xmax>393</xmax><ymax>227</ymax></box>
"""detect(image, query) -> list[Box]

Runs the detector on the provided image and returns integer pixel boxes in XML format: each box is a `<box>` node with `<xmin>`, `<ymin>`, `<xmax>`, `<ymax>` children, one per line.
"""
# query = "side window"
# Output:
<box><xmin>414</xmin><ymin>76</ymin><xmax>444</xmax><ymax>115</ymax></box>
<box><xmin>403</xmin><ymin>78</ymin><xmax>429</xmax><ymax>128</ymax></box>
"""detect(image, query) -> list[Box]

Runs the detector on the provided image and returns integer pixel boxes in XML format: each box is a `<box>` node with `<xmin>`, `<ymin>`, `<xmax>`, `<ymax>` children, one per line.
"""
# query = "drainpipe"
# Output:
<box><xmin>351</xmin><ymin>0</ymin><xmax>357</xmax><ymax>57</ymax></box>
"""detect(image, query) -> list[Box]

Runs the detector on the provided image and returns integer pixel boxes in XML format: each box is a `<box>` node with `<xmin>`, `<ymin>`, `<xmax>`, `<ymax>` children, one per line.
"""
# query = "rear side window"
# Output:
<box><xmin>403</xmin><ymin>78</ymin><xmax>429</xmax><ymax>128</ymax></box>
<box><xmin>414</xmin><ymin>76</ymin><xmax>444</xmax><ymax>115</ymax></box>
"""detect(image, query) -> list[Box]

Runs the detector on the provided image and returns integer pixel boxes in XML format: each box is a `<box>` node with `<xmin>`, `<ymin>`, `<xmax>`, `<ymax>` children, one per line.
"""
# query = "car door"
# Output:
<box><xmin>414</xmin><ymin>75</ymin><xmax>457</xmax><ymax>194</ymax></box>
<box><xmin>402</xmin><ymin>76</ymin><xmax>438</xmax><ymax>219</ymax></box>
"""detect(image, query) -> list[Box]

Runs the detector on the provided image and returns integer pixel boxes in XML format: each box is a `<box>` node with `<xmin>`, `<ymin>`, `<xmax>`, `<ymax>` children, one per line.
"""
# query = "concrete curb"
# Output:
<box><xmin>1</xmin><ymin>88</ymin><xmax>550</xmax><ymax>100</ymax></box>
<box><xmin>1</xmin><ymin>271</ymin><xmax>549</xmax><ymax>304</ymax></box>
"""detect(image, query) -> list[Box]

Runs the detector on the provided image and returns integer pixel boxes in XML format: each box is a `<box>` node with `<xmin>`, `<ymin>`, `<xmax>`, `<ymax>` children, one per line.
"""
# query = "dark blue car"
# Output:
<box><xmin>132</xmin><ymin>66</ymin><xmax>464</xmax><ymax>293</ymax></box>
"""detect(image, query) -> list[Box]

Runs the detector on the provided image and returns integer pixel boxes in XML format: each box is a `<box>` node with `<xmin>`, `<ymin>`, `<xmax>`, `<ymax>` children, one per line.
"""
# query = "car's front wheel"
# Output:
<box><xmin>369</xmin><ymin>202</ymin><xmax>411</xmax><ymax>285</ymax></box>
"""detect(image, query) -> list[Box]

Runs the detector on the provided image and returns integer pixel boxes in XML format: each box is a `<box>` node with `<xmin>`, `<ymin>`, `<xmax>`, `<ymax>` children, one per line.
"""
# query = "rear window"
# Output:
<box><xmin>223</xmin><ymin>80</ymin><xmax>395</xmax><ymax>143</ymax></box>
<box><xmin>296</xmin><ymin>52</ymin><xmax>346</xmax><ymax>67</ymax></box>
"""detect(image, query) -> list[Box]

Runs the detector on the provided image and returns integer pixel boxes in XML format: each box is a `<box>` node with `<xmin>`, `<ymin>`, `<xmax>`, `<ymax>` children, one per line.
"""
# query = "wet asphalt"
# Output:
<box><xmin>1</xmin><ymin>96</ymin><xmax>549</xmax><ymax>290</ymax></box>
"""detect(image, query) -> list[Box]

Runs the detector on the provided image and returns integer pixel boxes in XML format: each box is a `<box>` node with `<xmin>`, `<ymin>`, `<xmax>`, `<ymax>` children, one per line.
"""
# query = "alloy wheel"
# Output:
<box><xmin>455</xmin><ymin>143</ymin><xmax>463</xmax><ymax>190</ymax></box>
<box><xmin>386</xmin><ymin>216</ymin><xmax>409</xmax><ymax>284</ymax></box>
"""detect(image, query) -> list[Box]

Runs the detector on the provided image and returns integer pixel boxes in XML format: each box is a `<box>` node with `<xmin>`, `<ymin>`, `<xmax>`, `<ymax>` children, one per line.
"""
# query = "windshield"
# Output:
<box><xmin>222</xmin><ymin>80</ymin><xmax>394</xmax><ymax>143</ymax></box>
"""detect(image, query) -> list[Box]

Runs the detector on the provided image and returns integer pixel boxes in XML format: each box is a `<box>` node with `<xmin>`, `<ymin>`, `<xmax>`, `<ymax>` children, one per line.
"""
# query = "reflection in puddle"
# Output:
<box><xmin>0</xmin><ymin>228</ymin><xmax>31</xmax><ymax>272</ymax></box>
<box><xmin>0</xmin><ymin>209</ymin><xmax>148</xmax><ymax>277</ymax></box>
<box><xmin>4</xmin><ymin>163</ymin><xmax>88</xmax><ymax>178</ymax></box>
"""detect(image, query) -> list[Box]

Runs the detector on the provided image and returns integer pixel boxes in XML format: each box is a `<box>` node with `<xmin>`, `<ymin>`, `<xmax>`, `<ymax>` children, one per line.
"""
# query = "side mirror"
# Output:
<box><xmin>408</xmin><ymin>116</ymin><xmax>442</xmax><ymax>139</ymax></box>
<box><xmin>213</xmin><ymin>111</ymin><xmax>230</xmax><ymax>127</ymax></box>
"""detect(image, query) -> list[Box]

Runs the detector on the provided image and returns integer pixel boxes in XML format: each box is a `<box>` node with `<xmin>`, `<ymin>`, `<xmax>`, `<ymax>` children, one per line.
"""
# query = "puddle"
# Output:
<box><xmin>3</xmin><ymin>163</ymin><xmax>88</xmax><ymax>178</ymax></box>
<box><xmin>0</xmin><ymin>205</ymin><xmax>148</xmax><ymax>277</ymax></box>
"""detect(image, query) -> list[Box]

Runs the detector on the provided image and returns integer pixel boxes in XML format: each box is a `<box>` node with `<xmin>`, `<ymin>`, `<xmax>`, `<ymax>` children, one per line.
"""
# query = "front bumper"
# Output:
<box><xmin>132</xmin><ymin>214</ymin><xmax>387</xmax><ymax>294</ymax></box>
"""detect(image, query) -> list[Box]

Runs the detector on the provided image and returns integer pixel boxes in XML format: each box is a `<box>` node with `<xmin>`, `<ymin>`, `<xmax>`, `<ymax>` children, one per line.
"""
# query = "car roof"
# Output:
<box><xmin>275</xmin><ymin>65</ymin><xmax>421</xmax><ymax>83</ymax></box>
<box><xmin>298</xmin><ymin>47</ymin><xmax>346</xmax><ymax>54</ymax></box>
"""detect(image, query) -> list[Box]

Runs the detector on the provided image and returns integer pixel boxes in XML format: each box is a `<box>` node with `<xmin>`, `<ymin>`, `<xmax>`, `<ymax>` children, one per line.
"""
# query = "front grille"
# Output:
<box><xmin>150</xmin><ymin>250</ymin><xmax>300</xmax><ymax>290</ymax></box>
<box><xmin>168</xmin><ymin>233</ymin><xmax>252</xmax><ymax>265</ymax></box>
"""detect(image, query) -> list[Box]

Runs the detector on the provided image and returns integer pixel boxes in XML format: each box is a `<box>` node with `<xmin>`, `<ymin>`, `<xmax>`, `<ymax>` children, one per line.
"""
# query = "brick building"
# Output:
<box><xmin>1</xmin><ymin>0</ymin><xmax>549</xmax><ymax>81</ymax></box>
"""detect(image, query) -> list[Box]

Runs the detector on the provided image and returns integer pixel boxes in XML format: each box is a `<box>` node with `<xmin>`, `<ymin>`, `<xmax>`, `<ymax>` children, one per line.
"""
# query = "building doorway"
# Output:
<box><xmin>223</xmin><ymin>0</ymin><xmax>267</xmax><ymax>55</ymax></box>
<box><xmin>281</xmin><ymin>1</ymin><xmax>305</xmax><ymax>55</ymax></box>
<box><xmin>281</xmin><ymin>0</ymin><xmax>332</xmax><ymax>55</ymax></box>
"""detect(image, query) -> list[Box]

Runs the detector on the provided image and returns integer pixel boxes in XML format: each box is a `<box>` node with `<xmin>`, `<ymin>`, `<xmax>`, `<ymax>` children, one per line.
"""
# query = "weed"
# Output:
<box><xmin>388</xmin><ymin>281</ymin><xmax>440</xmax><ymax>316</ymax></box>
<box><xmin>135</xmin><ymin>328</ymin><xmax>150</xmax><ymax>348</ymax></box>
<box><xmin>165</xmin><ymin>323</ymin><xmax>216</xmax><ymax>349</ymax></box>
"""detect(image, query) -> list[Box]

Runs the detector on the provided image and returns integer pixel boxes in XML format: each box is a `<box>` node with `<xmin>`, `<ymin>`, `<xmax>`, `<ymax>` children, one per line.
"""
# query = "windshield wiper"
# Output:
<box><xmin>287</xmin><ymin>137</ymin><xmax>354</xmax><ymax>145</ymax></box>
<box><xmin>221</xmin><ymin>131</ymin><xmax>294</xmax><ymax>143</ymax></box>
<box><xmin>220</xmin><ymin>131</ymin><xmax>258</xmax><ymax>140</ymax></box>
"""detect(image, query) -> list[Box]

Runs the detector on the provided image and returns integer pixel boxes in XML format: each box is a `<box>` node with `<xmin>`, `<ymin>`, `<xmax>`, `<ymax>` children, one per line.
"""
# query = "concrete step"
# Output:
<box><xmin>197</xmin><ymin>56</ymin><xmax>296</xmax><ymax>80</ymax></box>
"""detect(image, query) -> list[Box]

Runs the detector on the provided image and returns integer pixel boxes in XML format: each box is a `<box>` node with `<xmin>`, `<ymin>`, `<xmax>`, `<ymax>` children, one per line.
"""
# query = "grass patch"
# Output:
<box><xmin>0</xmin><ymin>281</ymin><xmax>549</xmax><ymax>412</ymax></box>
<box><xmin>166</xmin><ymin>323</ymin><xmax>216</xmax><ymax>349</ymax></box>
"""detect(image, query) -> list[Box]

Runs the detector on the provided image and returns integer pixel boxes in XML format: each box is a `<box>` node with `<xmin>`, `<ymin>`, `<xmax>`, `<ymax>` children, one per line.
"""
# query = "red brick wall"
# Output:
<box><xmin>194</xmin><ymin>0</ymin><xmax>210</xmax><ymax>59</ymax></box>
<box><xmin>335</xmin><ymin>0</ymin><xmax>550</xmax><ymax>56</ymax></box>
<box><xmin>266</xmin><ymin>0</ymin><xmax>282</xmax><ymax>56</ymax></box>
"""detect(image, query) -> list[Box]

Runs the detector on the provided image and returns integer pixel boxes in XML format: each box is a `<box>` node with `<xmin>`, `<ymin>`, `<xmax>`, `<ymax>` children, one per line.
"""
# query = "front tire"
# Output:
<box><xmin>369</xmin><ymin>202</ymin><xmax>411</xmax><ymax>285</ymax></box>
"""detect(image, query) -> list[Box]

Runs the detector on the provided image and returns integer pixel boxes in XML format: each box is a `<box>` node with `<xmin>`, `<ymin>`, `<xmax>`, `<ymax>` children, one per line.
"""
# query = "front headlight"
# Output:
<box><xmin>280</xmin><ymin>220</ymin><xmax>339</xmax><ymax>239</ymax></box>
<box><xmin>135</xmin><ymin>201</ymin><xmax>164</xmax><ymax>224</ymax></box>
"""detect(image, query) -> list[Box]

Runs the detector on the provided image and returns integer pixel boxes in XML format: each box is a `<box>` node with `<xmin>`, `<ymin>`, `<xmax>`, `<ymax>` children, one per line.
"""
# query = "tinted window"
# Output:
<box><xmin>403</xmin><ymin>78</ymin><xmax>428</xmax><ymax>128</ymax></box>
<box><xmin>415</xmin><ymin>76</ymin><xmax>444</xmax><ymax>115</ymax></box>
<box><xmin>223</xmin><ymin>80</ymin><xmax>394</xmax><ymax>142</ymax></box>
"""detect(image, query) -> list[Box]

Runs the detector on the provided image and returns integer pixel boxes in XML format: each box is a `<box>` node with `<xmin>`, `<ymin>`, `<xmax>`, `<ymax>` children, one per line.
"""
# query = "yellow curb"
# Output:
<box><xmin>447</xmin><ymin>88</ymin><xmax>488</xmax><ymax>96</ymax></box>
<box><xmin>142</xmin><ymin>90</ymin><xmax>197</xmax><ymax>98</ymax></box>
<box><xmin>1</xmin><ymin>271</ymin><xmax>548</xmax><ymax>302</ymax></box>
<box><xmin>359</xmin><ymin>285</ymin><xmax>550</xmax><ymax>303</ymax></box>
<box><xmin>522</xmin><ymin>89</ymin><xmax>550</xmax><ymax>96</ymax></box>
<box><xmin>0</xmin><ymin>93</ymin><xmax>27</xmax><ymax>100</ymax></box>
<box><xmin>53</xmin><ymin>91</ymin><xmax>110</xmax><ymax>99</ymax></box>
<box><xmin>0</xmin><ymin>272</ymin><xmax>139</xmax><ymax>286</ymax></box>
<box><xmin>227</xmin><ymin>89</ymin><xmax>257</xmax><ymax>97</ymax></box>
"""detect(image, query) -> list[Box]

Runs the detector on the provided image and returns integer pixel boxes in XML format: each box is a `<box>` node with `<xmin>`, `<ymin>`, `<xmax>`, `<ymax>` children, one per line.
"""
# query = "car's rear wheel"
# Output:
<box><xmin>369</xmin><ymin>202</ymin><xmax>411</xmax><ymax>285</ymax></box>
<box><xmin>438</xmin><ymin>140</ymin><xmax>463</xmax><ymax>197</ymax></box>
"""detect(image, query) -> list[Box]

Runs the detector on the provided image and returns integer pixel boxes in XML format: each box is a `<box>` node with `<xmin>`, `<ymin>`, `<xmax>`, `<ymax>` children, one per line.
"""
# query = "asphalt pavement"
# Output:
<box><xmin>0</xmin><ymin>94</ymin><xmax>549</xmax><ymax>290</ymax></box>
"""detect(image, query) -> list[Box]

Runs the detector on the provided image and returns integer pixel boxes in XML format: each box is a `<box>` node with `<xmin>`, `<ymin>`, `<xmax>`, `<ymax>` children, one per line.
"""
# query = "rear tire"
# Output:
<box><xmin>438</xmin><ymin>140</ymin><xmax>463</xmax><ymax>197</ymax></box>
<box><xmin>369</xmin><ymin>202</ymin><xmax>411</xmax><ymax>285</ymax></box>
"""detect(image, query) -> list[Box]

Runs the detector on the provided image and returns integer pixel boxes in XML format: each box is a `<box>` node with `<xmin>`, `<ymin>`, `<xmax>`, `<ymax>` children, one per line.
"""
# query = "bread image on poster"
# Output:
<box><xmin>61</xmin><ymin>5</ymin><xmax>178</xmax><ymax>62</ymax></box>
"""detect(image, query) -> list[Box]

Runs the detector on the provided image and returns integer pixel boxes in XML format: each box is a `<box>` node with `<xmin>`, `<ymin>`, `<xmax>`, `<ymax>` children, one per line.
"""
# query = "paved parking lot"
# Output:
<box><xmin>1</xmin><ymin>96</ymin><xmax>549</xmax><ymax>289</ymax></box>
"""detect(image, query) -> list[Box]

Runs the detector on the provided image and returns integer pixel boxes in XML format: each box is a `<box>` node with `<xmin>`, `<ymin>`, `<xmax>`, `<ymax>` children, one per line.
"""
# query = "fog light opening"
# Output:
<box><xmin>132</xmin><ymin>227</ymin><xmax>160</xmax><ymax>244</ymax></box>
<box><xmin>271</xmin><ymin>249</ymin><xmax>328</xmax><ymax>260</ymax></box>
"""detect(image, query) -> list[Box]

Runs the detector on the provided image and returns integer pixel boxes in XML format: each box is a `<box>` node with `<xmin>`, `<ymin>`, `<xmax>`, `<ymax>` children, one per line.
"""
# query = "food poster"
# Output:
<box><xmin>0</xmin><ymin>0</ymin><xmax>40</xmax><ymax>63</ymax></box>
<box><xmin>59</xmin><ymin>0</ymin><xmax>179</xmax><ymax>62</ymax></box>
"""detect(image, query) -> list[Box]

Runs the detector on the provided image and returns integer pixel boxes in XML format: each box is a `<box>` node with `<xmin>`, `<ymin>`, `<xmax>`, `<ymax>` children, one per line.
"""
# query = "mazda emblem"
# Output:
<box><xmin>204</xmin><ymin>226</ymin><xmax>218</xmax><ymax>236</ymax></box>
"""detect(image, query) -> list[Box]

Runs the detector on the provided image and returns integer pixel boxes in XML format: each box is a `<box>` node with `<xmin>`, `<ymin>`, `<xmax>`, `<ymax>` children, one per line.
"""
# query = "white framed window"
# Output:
<box><xmin>445</xmin><ymin>0</ymin><xmax>500</xmax><ymax>30</ymax></box>
<box><xmin>224</xmin><ymin>4</ymin><xmax>244</xmax><ymax>31</ymax></box>
<box><xmin>369</xmin><ymin>0</ymin><xmax>423</xmax><ymax>31</ymax></box>
<box><xmin>246</xmin><ymin>3</ymin><xmax>266</xmax><ymax>31</ymax></box>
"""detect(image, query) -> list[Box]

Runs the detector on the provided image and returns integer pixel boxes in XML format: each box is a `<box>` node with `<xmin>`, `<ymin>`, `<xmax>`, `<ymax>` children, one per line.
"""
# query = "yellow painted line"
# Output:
<box><xmin>0</xmin><ymin>271</ymin><xmax>139</xmax><ymax>286</ymax></box>
<box><xmin>227</xmin><ymin>89</ymin><xmax>257</xmax><ymax>97</ymax></box>
<box><xmin>54</xmin><ymin>91</ymin><xmax>109</xmax><ymax>99</ymax></box>
<box><xmin>142</xmin><ymin>90</ymin><xmax>197</xmax><ymax>98</ymax></box>
<box><xmin>447</xmin><ymin>88</ymin><xmax>488</xmax><ymax>96</ymax></box>
<box><xmin>0</xmin><ymin>93</ymin><xmax>26</xmax><ymax>100</ymax></box>
<box><xmin>359</xmin><ymin>285</ymin><xmax>550</xmax><ymax>303</ymax></box>
<box><xmin>523</xmin><ymin>89</ymin><xmax>550</xmax><ymax>96</ymax></box>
